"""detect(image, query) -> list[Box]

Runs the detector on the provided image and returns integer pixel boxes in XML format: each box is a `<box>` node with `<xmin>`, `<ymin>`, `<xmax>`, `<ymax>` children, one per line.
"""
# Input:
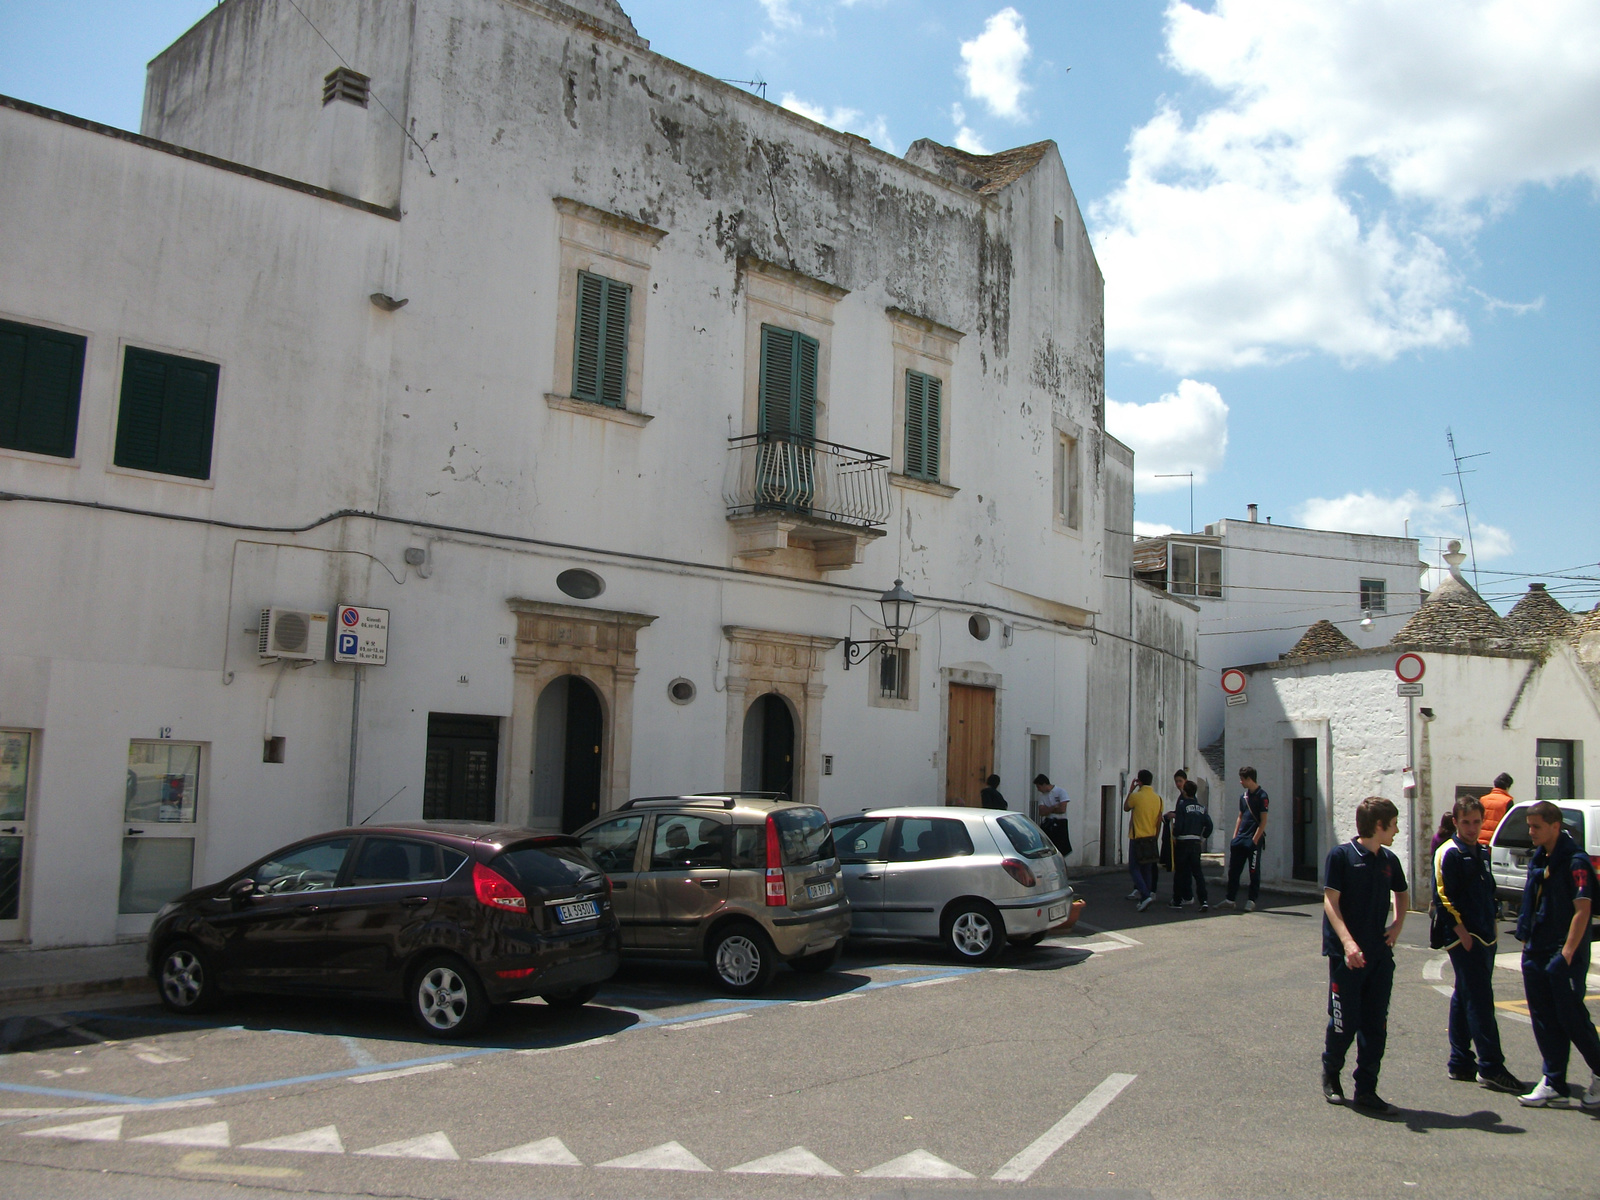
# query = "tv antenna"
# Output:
<box><xmin>718</xmin><ymin>74</ymin><xmax>768</xmax><ymax>100</ymax></box>
<box><xmin>1444</xmin><ymin>427</ymin><xmax>1489</xmax><ymax>590</ymax></box>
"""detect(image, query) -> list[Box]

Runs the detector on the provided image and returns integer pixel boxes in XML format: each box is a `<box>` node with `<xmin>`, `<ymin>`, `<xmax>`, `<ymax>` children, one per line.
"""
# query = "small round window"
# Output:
<box><xmin>668</xmin><ymin>677</ymin><xmax>697</xmax><ymax>705</ymax></box>
<box><xmin>968</xmin><ymin>614</ymin><xmax>992</xmax><ymax>641</ymax></box>
<box><xmin>556</xmin><ymin>568</ymin><xmax>605</xmax><ymax>600</ymax></box>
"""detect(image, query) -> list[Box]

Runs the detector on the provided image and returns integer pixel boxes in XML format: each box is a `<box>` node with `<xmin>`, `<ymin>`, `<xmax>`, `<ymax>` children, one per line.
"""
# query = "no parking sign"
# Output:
<box><xmin>333</xmin><ymin>605</ymin><xmax>389</xmax><ymax>665</ymax></box>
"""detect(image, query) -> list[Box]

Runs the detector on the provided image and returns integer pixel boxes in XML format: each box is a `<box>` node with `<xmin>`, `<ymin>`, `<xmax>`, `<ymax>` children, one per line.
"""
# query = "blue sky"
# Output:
<box><xmin>2</xmin><ymin>0</ymin><xmax>1595</xmax><ymax>612</ymax></box>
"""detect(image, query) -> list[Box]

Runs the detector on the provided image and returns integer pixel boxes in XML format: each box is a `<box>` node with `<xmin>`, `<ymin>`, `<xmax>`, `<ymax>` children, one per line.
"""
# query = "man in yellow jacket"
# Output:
<box><xmin>1125</xmin><ymin>769</ymin><xmax>1164</xmax><ymax>912</ymax></box>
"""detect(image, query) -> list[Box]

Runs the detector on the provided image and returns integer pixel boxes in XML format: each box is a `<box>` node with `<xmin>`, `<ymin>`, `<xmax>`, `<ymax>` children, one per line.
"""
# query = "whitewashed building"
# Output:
<box><xmin>0</xmin><ymin>0</ymin><xmax>1196</xmax><ymax>947</ymax></box>
<box><xmin>1224</xmin><ymin>545</ymin><xmax>1598</xmax><ymax>899</ymax></box>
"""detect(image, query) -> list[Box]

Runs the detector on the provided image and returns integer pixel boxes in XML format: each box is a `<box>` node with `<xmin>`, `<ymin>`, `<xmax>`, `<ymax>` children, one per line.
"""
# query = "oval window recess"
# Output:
<box><xmin>556</xmin><ymin>568</ymin><xmax>605</xmax><ymax>600</ymax></box>
<box><xmin>668</xmin><ymin>677</ymin><xmax>696</xmax><ymax>705</ymax></box>
<box><xmin>968</xmin><ymin>614</ymin><xmax>992</xmax><ymax>641</ymax></box>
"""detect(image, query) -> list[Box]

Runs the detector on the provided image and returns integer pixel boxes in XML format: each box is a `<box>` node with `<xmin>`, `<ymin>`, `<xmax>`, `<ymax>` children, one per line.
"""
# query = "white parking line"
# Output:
<box><xmin>902</xmin><ymin>977</ymin><xmax>958</xmax><ymax>989</ymax></box>
<box><xmin>348</xmin><ymin>1062</ymin><xmax>455</xmax><ymax>1084</ymax></box>
<box><xmin>355</xmin><ymin>1131</ymin><xmax>459</xmax><ymax>1160</ymax></box>
<box><xmin>517</xmin><ymin>1036</ymin><xmax>616</xmax><ymax>1056</ymax></box>
<box><xmin>991</xmin><ymin>1073</ymin><xmax>1137</xmax><ymax>1183</ymax></box>
<box><xmin>596</xmin><ymin>1141</ymin><xmax>712</xmax><ymax>1172</ymax></box>
<box><xmin>862</xmin><ymin>1149</ymin><xmax>973</xmax><ymax>1179</ymax></box>
<box><xmin>727</xmin><ymin>1146</ymin><xmax>841</xmax><ymax>1176</ymax></box>
<box><xmin>0</xmin><ymin>1099</ymin><xmax>215</xmax><ymax>1118</ymax></box>
<box><xmin>474</xmin><ymin>1136</ymin><xmax>582</xmax><ymax>1166</ymax></box>
<box><xmin>660</xmin><ymin>1012</ymin><xmax>747</xmax><ymax>1030</ymax></box>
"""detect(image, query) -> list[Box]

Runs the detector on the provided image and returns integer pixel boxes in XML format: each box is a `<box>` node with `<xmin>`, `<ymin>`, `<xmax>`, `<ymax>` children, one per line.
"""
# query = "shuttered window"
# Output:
<box><xmin>757</xmin><ymin>325</ymin><xmax>817</xmax><ymax>439</ymax></box>
<box><xmin>0</xmin><ymin>319</ymin><xmax>86</xmax><ymax>459</ymax></box>
<box><xmin>113</xmin><ymin>347</ymin><xmax>219</xmax><ymax>480</ymax></box>
<box><xmin>903</xmin><ymin>369</ymin><xmax>942</xmax><ymax>481</ymax></box>
<box><xmin>571</xmin><ymin>270</ymin><xmax>630</xmax><ymax>408</ymax></box>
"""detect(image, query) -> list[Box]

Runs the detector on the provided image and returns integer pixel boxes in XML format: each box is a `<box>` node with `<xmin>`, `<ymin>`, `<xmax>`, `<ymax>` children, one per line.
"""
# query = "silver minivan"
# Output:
<box><xmin>831</xmin><ymin>807</ymin><xmax>1074</xmax><ymax>963</ymax></box>
<box><xmin>1488</xmin><ymin>799</ymin><xmax>1599</xmax><ymax>908</ymax></box>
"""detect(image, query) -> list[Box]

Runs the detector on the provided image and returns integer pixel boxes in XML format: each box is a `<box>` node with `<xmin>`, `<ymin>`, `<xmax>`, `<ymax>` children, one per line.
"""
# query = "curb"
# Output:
<box><xmin>0</xmin><ymin>975</ymin><xmax>155</xmax><ymax>1006</ymax></box>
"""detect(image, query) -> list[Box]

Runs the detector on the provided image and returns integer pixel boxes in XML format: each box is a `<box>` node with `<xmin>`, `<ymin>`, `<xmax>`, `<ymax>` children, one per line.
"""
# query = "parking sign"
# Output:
<box><xmin>333</xmin><ymin>606</ymin><xmax>389</xmax><ymax>665</ymax></box>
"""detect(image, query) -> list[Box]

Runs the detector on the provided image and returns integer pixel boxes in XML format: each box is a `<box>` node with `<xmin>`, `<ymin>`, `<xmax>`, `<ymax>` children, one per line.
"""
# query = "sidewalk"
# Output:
<box><xmin>0</xmin><ymin>941</ymin><xmax>152</xmax><ymax>1006</ymax></box>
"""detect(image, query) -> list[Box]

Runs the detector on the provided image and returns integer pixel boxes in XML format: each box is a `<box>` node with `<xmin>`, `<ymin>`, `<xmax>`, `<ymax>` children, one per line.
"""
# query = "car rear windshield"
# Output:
<box><xmin>1494</xmin><ymin>808</ymin><xmax>1584</xmax><ymax>850</ymax></box>
<box><xmin>997</xmin><ymin>814</ymin><xmax>1055</xmax><ymax>859</ymax></box>
<box><xmin>492</xmin><ymin>841</ymin><xmax>603</xmax><ymax>892</ymax></box>
<box><xmin>772</xmin><ymin>807</ymin><xmax>835</xmax><ymax>866</ymax></box>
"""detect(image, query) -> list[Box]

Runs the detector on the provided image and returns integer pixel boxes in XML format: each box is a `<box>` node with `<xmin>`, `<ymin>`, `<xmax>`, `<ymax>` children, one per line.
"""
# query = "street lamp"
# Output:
<box><xmin>843</xmin><ymin>578</ymin><xmax>918</xmax><ymax>669</ymax></box>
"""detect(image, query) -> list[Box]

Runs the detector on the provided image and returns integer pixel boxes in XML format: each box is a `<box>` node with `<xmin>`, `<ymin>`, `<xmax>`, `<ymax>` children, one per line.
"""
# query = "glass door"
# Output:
<box><xmin>118</xmin><ymin>741</ymin><xmax>204</xmax><ymax>935</ymax></box>
<box><xmin>1291</xmin><ymin>738</ymin><xmax>1318</xmax><ymax>881</ymax></box>
<box><xmin>0</xmin><ymin>731</ymin><xmax>34</xmax><ymax>941</ymax></box>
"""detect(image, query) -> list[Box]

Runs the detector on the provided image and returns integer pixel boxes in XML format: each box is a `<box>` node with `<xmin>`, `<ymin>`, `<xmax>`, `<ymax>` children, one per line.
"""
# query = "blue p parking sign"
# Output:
<box><xmin>337</xmin><ymin>631</ymin><xmax>359</xmax><ymax>657</ymax></box>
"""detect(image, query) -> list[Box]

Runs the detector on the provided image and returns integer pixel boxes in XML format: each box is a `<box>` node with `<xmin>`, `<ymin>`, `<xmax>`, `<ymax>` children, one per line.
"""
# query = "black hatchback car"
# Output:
<box><xmin>146</xmin><ymin>823</ymin><xmax>620</xmax><ymax>1038</ymax></box>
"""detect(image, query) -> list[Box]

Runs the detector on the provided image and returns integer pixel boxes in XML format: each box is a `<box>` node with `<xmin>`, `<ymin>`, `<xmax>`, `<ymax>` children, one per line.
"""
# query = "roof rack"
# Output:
<box><xmin>617</xmin><ymin>792</ymin><xmax>790</xmax><ymax>811</ymax></box>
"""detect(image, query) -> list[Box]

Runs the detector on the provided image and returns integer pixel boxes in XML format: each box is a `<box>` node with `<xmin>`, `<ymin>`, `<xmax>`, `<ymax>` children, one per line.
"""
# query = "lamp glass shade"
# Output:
<box><xmin>878</xmin><ymin>579</ymin><xmax>917</xmax><ymax>638</ymax></box>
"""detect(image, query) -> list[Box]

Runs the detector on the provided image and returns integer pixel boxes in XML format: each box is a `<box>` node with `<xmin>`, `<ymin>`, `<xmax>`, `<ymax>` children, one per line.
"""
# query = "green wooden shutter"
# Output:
<box><xmin>0</xmin><ymin>319</ymin><xmax>86</xmax><ymax>459</ymax></box>
<box><xmin>114</xmin><ymin>347</ymin><xmax>218</xmax><ymax>479</ymax></box>
<box><xmin>572</xmin><ymin>271</ymin><xmax>631</xmax><ymax>408</ymax></box>
<box><xmin>758</xmin><ymin>325</ymin><xmax>795</xmax><ymax>435</ymax></box>
<box><xmin>599</xmin><ymin>279</ymin><xmax>629</xmax><ymax>408</ymax></box>
<box><xmin>904</xmin><ymin>369</ymin><xmax>926</xmax><ymax>478</ymax></box>
<box><xmin>922</xmin><ymin>373</ymin><xmax>941</xmax><ymax>481</ymax></box>
<box><xmin>794</xmin><ymin>332</ymin><xmax>817</xmax><ymax>441</ymax></box>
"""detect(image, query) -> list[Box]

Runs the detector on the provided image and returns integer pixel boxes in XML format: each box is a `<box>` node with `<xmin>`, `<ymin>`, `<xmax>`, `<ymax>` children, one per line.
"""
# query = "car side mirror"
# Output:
<box><xmin>227</xmin><ymin>877</ymin><xmax>256</xmax><ymax>904</ymax></box>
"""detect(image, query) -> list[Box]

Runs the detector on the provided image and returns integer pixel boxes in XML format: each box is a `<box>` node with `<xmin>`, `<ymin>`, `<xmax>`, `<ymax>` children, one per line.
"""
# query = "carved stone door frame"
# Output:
<box><xmin>506</xmin><ymin>599</ymin><xmax>657</xmax><ymax>825</ymax></box>
<box><xmin>722</xmin><ymin>626</ymin><xmax>840</xmax><ymax>806</ymax></box>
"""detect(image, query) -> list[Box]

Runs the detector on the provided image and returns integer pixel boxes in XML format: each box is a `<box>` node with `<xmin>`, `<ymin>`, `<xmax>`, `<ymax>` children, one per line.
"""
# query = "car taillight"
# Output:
<box><xmin>765</xmin><ymin>815</ymin><xmax>787</xmax><ymax>907</ymax></box>
<box><xmin>473</xmin><ymin>862</ymin><xmax>527</xmax><ymax>911</ymax></box>
<box><xmin>1001</xmin><ymin>858</ymin><xmax>1037</xmax><ymax>888</ymax></box>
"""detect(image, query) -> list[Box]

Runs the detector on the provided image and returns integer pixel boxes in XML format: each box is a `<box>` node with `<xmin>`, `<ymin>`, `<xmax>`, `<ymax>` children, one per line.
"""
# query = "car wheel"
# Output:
<box><xmin>707</xmin><ymin>923</ymin><xmax>777</xmax><ymax>995</ymax></box>
<box><xmin>943</xmin><ymin>900</ymin><xmax>1005</xmax><ymax>964</ymax></box>
<box><xmin>542</xmin><ymin>983</ymin><xmax>601</xmax><ymax>1011</ymax></box>
<box><xmin>409</xmin><ymin>955</ymin><xmax>488</xmax><ymax>1038</ymax></box>
<box><xmin>155</xmin><ymin>940</ymin><xmax>221</xmax><ymax>1014</ymax></box>
<box><xmin>789</xmin><ymin>944</ymin><xmax>841</xmax><ymax>974</ymax></box>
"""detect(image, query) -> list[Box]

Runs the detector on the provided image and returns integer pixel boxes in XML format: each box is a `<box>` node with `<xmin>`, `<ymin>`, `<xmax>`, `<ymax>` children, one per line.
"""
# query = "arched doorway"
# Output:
<box><xmin>741</xmin><ymin>693</ymin><xmax>795</xmax><ymax>796</ymax></box>
<box><xmin>532</xmin><ymin>676</ymin><xmax>605</xmax><ymax>833</ymax></box>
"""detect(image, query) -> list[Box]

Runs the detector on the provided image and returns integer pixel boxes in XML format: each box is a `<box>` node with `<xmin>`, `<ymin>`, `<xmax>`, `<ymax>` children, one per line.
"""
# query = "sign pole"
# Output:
<box><xmin>1406</xmin><ymin>692</ymin><xmax>1416</xmax><ymax>895</ymax></box>
<box><xmin>345</xmin><ymin>665</ymin><xmax>362</xmax><ymax>826</ymax></box>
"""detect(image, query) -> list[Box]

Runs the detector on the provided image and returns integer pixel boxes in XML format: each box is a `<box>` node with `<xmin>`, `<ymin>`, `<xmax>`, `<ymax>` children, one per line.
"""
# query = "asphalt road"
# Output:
<box><xmin>1</xmin><ymin>870</ymin><xmax>1596</xmax><ymax>1200</ymax></box>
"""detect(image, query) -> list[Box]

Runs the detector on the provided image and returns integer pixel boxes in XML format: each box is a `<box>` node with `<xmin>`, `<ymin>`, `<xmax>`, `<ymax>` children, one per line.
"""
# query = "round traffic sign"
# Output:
<box><xmin>1395</xmin><ymin>653</ymin><xmax>1425</xmax><ymax>684</ymax></box>
<box><xmin>1220</xmin><ymin>668</ymin><xmax>1247</xmax><ymax>695</ymax></box>
<box><xmin>340</xmin><ymin>607</ymin><xmax>360</xmax><ymax>626</ymax></box>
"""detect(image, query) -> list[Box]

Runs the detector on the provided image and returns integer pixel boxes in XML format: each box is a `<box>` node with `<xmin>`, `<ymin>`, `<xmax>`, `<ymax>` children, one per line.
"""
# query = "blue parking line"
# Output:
<box><xmin>1</xmin><ymin>964</ymin><xmax>980</xmax><ymax>1107</ymax></box>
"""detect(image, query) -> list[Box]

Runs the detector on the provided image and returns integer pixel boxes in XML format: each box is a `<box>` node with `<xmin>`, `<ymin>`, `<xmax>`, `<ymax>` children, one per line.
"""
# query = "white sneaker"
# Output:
<box><xmin>1582</xmin><ymin>1075</ymin><xmax>1600</xmax><ymax>1111</ymax></box>
<box><xmin>1244</xmin><ymin>900</ymin><xmax>1256</xmax><ymax>912</ymax></box>
<box><xmin>1125</xmin><ymin>890</ymin><xmax>1141</xmax><ymax>901</ymax></box>
<box><xmin>1137</xmin><ymin>895</ymin><xmax>1155</xmax><ymax>912</ymax></box>
<box><xmin>1518</xmin><ymin>1077</ymin><xmax>1571</xmax><ymax>1107</ymax></box>
<box><xmin>1219</xmin><ymin>898</ymin><xmax>1235</xmax><ymax>909</ymax></box>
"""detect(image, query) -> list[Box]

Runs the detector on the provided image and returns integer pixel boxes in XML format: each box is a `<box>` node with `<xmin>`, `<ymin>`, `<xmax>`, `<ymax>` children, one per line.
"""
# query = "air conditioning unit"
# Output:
<box><xmin>258</xmin><ymin>607</ymin><xmax>328</xmax><ymax>661</ymax></box>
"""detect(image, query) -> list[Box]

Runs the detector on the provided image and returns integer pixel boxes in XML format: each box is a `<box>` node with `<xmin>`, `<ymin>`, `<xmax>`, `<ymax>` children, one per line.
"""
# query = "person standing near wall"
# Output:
<box><xmin>1432</xmin><ymin>796</ymin><xmax>1525</xmax><ymax>1093</ymax></box>
<box><xmin>1478</xmin><ymin>773</ymin><xmax>1514</xmax><ymax>846</ymax></box>
<box><xmin>1514</xmin><ymin>801</ymin><xmax>1600</xmax><ymax>1109</ymax></box>
<box><xmin>980</xmin><ymin>775</ymin><xmax>1008</xmax><ymax>811</ymax></box>
<box><xmin>1034</xmin><ymin>775</ymin><xmax>1071</xmax><ymax>857</ymax></box>
<box><xmin>1168</xmin><ymin>780</ymin><xmax>1213</xmax><ymax>912</ymax></box>
<box><xmin>1224</xmin><ymin>766</ymin><xmax>1269</xmax><ymax>911</ymax></box>
<box><xmin>1124</xmin><ymin>770</ymin><xmax>1163</xmax><ymax>913</ymax></box>
<box><xmin>1321</xmin><ymin>796</ymin><xmax>1408</xmax><ymax>1114</ymax></box>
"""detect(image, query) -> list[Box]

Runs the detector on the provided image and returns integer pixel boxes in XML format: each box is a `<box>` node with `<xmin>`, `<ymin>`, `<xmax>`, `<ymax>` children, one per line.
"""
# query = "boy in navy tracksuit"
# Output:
<box><xmin>1431</xmin><ymin>796</ymin><xmax>1525</xmax><ymax>1092</ymax></box>
<box><xmin>1514</xmin><ymin>801</ymin><xmax>1600</xmax><ymax>1109</ymax></box>
<box><xmin>1167</xmin><ymin>781</ymin><xmax>1213</xmax><ymax>911</ymax></box>
<box><xmin>1224</xmin><ymin>767</ymin><xmax>1269</xmax><ymax>911</ymax></box>
<box><xmin>1321</xmin><ymin>797</ymin><xmax>1407</xmax><ymax>1114</ymax></box>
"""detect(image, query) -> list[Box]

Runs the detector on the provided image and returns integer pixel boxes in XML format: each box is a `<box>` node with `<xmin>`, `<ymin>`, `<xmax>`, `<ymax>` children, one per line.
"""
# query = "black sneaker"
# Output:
<box><xmin>1351</xmin><ymin>1091</ymin><xmax>1399</xmax><ymax>1116</ymax></box>
<box><xmin>1199</xmin><ymin>902</ymin><xmax>1209</xmax><ymax>913</ymax></box>
<box><xmin>1167</xmin><ymin>902</ymin><xmax>1184</xmax><ymax>911</ymax></box>
<box><xmin>1322</xmin><ymin>1072</ymin><xmax>1345</xmax><ymax>1104</ymax></box>
<box><xmin>1477</xmin><ymin>1067</ymin><xmax>1528</xmax><ymax>1094</ymax></box>
<box><xmin>1447</xmin><ymin>1065</ymin><xmax>1477</xmax><ymax>1082</ymax></box>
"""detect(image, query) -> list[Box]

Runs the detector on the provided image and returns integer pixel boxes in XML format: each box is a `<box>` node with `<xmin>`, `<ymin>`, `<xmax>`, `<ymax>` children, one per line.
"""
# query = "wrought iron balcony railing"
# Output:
<box><xmin>723</xmin><ymin>433</ymin><xmax>891</xmax><ymax>529</ymax></box>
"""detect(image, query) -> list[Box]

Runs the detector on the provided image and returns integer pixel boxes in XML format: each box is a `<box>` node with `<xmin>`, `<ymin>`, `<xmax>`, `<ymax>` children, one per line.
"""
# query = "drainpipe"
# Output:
<box><xmin>1414</xmin><ymin>707</ymin><xmax>1435</xmax><ymax>912</ymax></box>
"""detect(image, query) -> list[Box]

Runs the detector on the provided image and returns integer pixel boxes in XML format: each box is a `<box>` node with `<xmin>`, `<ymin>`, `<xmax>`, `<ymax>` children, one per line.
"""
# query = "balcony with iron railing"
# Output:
<box><xmin>722</xmin><ymin>432</ymin><xmax>890</xmax><ymax>571</ymax></box>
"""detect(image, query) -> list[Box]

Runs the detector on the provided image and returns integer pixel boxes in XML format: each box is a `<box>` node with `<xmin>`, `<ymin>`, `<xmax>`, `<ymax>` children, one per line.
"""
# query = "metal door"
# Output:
<box><xmin>832</xmin><ymin>816</ymin><xmax>889</xmax><ymax>935</ymax></box>
<box><xmin>0</xmin><ymin>731</ymin><xmax>34</xmax><ymax>942</ymax></box>
<box><xmin>118</xmin><ymin>741</ymin><xmax>205</xmax><ymax>937</ymax></box>
<box><xmin>632</xmin><ymin>812</ymin><xmax>730</xmax><ymax>953</ymax></box>
<box><xmin>423</xmin><ymin>714</ymin><xmax>499</xmax><ymax>821</ymax></box>
<box><xmin>1291</xmin><ymin>738</ymin><xmax>1318</xmax><ymax>882</ymax></box>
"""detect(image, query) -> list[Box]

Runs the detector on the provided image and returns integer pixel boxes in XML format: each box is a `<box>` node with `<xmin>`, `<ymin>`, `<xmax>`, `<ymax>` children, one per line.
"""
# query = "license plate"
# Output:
<box><xmin>807</xmin><ymin>881</ymin><xmax>835</xmax><ymax>900</ymax></box>
<box><xmin>556</xmin><ymin>900</ymin><xmax>599</xmax><ymax>924</ymax></box>
<box><xmin>1048</xmin><ymin>903</ymin><xmax>1068</xmax><ymax>921</ymax></box>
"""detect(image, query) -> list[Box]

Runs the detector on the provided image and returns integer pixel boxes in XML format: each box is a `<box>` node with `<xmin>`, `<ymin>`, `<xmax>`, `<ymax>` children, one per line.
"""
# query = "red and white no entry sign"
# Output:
<box><xmin>1395</xmin><ymin>653</ymin><xmax>1425</xmax><ymax>684</ymax></box>
<box><xmin>1220</xmin><ymin>668</ymin><xmax>1247</xmax><ymax>695</ymax></box>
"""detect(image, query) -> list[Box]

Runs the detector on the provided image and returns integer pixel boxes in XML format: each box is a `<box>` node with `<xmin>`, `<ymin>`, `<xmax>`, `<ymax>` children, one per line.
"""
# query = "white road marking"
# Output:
<box><xmin>517</xmin><ymin>1036</ymin><xmax>615</xmax><ymax>1056</ymax></box>
<box><xmin>992</xmin><ymin>1072</ymin><xmax>1137</xmax><ymax>1182</ymax></box>
<box><xmin>475</xmin><ymin>1136</ymin><xmax>583</xmax><ymax>1166</ymax></box>
<box><xmin>242</xmin><ymin>1126</ymin><xmax>346</xmax><ymax>1154</ymax></box>
<box><xmin>348</xmin><ymin>1061</ymin><xmax>455</xmax><ymax>1084</ymax></box>
<box><xmin>726</xmin><ymin>1146</ymin><xmax>841</xmax><ymax>1176</ymax></box>
<box><xmin>861</xmin><ymin>1149</ymin><xmax>973</xmax><ymax>1179</ymax></box>
<box><xmin>803</xmin><ymin>993</ymin><xmax>862</xmax><ymax>1005</ymax></box>
<box><xmin>902</xmin><ymin>977</ymin><xmax>958</xmax><ymax>989</ymax></box>
<box><xmin>1072</xmin><ymin>924</ymin><xmax>1142</xmax><ymax>946</ymax></box>
<box><xmin>596</xmin><ymin>1141</ymin><xmax>713</xmax><ymax>1172</ymax></box>
<box><xmin>1424</xmin><ymin>955</ymin><xmax>1447</xmax><ymax>982</ymax></box>
<box><xmin>336</xmin><ymin>1035</ymin><xmax>378</xmax><ymax>1067</ymax></box>
<box><xmin>662</xmin><ymin>1012</ymin><xmax>747</xmax><ymax>1030</ymax></box>
<box><xmin>131</xmin><ymin>1121</ymin><xmax>230</xmax><ymax>1148</ymax></box>
<box><xmin>1072</xmin><ymin>941</ymin><xmax>1134</xmax><ymax>955</ymax></box>
<box><xmin>21</xmin><ymin>1115</ymin><xmax>123</xmax><ymax>1142</ymax></box>
<box><xmin>128</xmin><ymin>1042</ymin><xmax>189</xmax><ymax>1065</ymax></box>
<box><xmin>356</xmin><ymin>1131</ymin><xmax>459</xmax><ymax>1160</ymax></box>
<box><xmin>0</xmin><ymin>1099</ymin><xmax>215</xmax><ymax>1118</ymax></box>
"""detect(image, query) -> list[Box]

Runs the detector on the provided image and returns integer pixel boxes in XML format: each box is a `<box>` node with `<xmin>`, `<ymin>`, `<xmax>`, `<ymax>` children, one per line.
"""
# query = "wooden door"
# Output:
<box><xmin>945</xmin><ymin>684</ymin><xmax>995</xmax><ymax>807</ymax></box>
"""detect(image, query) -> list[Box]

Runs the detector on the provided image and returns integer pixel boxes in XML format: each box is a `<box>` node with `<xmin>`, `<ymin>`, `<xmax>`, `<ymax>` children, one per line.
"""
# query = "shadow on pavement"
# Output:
<box><xmin>1398</xmin><ymin>1108</ymin><xmax>1526</xmax><ymax>1135</ymax></box>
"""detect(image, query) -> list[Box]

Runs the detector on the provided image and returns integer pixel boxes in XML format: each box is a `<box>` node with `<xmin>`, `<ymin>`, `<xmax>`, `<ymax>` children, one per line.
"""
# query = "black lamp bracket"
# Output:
<box><xmin>843</xmin><ymin>635</ymin><xmax>899</xmax><ymax>670</ymax></box>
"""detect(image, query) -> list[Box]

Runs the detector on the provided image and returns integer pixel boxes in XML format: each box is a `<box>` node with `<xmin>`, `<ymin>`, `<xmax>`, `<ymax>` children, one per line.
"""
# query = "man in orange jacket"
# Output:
<box><xmin>1479</xmin><ymin>774</ymin><xmax>1514</xmax><ymax>845</ymax></box>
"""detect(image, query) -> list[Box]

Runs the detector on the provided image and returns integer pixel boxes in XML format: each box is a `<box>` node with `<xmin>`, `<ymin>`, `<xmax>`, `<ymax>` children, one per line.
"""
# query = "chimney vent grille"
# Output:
<box><xmin>322</xmin><ymin>67</ymin><xmax>370</xmax><ymax>108</ymax></box>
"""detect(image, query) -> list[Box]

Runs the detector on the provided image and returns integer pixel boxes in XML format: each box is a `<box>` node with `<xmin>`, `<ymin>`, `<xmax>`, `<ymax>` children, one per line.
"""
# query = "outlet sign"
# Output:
<box><xmin>334</xmin><ymin>605</ymin><xmax>389</xmax><ymax>665</ymax></box>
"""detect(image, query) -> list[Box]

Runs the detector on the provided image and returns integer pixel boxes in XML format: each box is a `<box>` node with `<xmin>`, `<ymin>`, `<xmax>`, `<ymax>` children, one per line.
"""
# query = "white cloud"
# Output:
<box><xmin>1105</xmin><ymin>379</ymin><xmax>1229</xmax><ymax>491</ymax></box>
<box><xmin>959</xmin><ymin>8</ymin><xmax>1031</xmax><ymax>121</ymax></box>
<box><xmin>780</xmin><ymin>94</ymin><xmax>897</xmax><ymax>154</ymax></box>
<box><xmin>758</xmin><ymin>0</ymin><xmax>802</xmax><ymax>31</ymax></box>
<box><xmin>949</xmin><ymin>103</ymin><xmax>990</xmax><ymax>155</ymax></box>
<box><xmin>1092</xmin><ymin>0</ymin><xmax>1600</xmax><ymax>371</ymax></box>
<box><xmin>1296</xmin><ymin>486</ymin><xmax>1513</xmax><ymax>589</ymax></box>
<box><xmin>1134</xmin><ymin>521</ymin><xmax>1180</xmax><ymax>539</ymax></box>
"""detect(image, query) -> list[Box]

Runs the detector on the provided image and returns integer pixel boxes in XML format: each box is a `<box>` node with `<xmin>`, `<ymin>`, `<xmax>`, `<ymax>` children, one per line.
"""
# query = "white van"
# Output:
<box><xmin>1488</xmin><ymin>800</ymin><xmax>1600</xmax><ymax>911</ymax></box>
